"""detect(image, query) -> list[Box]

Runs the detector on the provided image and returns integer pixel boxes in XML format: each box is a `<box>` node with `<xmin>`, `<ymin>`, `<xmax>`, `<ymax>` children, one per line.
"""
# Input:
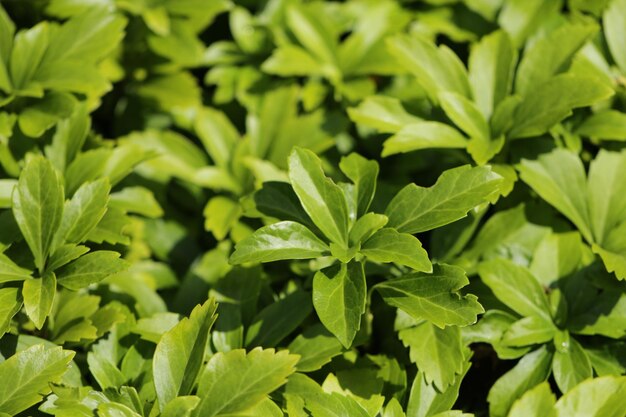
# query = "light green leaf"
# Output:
<box><xmin>400</xmin><ymin>322</ymin><xmax>464</xmax><ymax>391</ymax></box>
<box><xmin>468</xmin><ymin>30</ymin><xmax>516</xmax><ymax>118</ymax></box>
<box><xmin>478</xmin><ymin>259</ymin><xmax>552</xmax><ymax>321</ymax></box>
<box><xmin>383</xmin><ymin>398</ymin><xmax>406</xmax><ymax>417</ymax></box>
<box><xmin>12</xmin><ymin>156</ymin><xmax>65</xmax><ymax>271</ymax></box>
<box><xmin>193</xmin><ymin>347</ymin><xmax>299</xmax><ymax>417</ymax></box>
<box><xmin>0</xmin><ymin>287</ymin><xmax>21</xmax><ymax>338</ymax></box>
<box><xmin>387</xmin><ymin>34</ymin><xmax>471</xmax><ymax>102</ymax></box>
<box><xmin>375</xmin><ymin>264</ymin><xmax>483</xmax><ymax>327</ymax></box>
<box><xmin>0</xmin><ymin>345</ymin><xmax>74</xmax><ymax>416</ymax></box>
<box><xmin>552</xmin><ymin>337</ymin><xmax>592</xmax><ymax>394</ymax></box>
<box><xmin>497</xmin><ymin>0</ymin><xmax>561</xmax><ymax>47</ymax></box>
<box><xmin>18</xmin><ymin>91</ymin><xmax>76</xmax><ymax>137</ymax></box>
<box><xmin>439</xmin><ymin>92</ymin><xmax>490</xmax><ymax>141</ymax></box>
<box><xmin>604</xmin><ymin>0</ymin><xmax>626</xmax><ymax>73</ymax></box>
<box><xmin>515</xmin><ymin>23</ymin><xmax>597</xmax><ymax>95</ymax></box>
<box><xmin>53</xmin><ymin>178</ymin><xmax>110</xmax><ymax>250</ymax></box>
<box><xmin>0</xmin><ymin>252</ymin><xmax>31</xmax><ymax>282</ymax></box>
<box><xmin>386</xmin><ymin>165</ymin><xmax>502</xmax><ymax>233</ymax></box>
<box><xmin>109</xmin><ymin>187</ymin><xmax>163</xmax><ymax>218</ymax></box>
<box><xmin>348</xmin><ymin>213</ymin><xmax>388</xmax><ymax>246</ymax></box>
<box><xmin>161</xmin><ymin>396</ymin><xmax>200</xmax><ymax>417</ymax></box>
<box><xmin>0</xmin><ymin>179</ymin><xmax>15</xmax><ymax>208</ymax></box>
<box><xmin>194</xmin><ymin>107</ymin><xmax>238</xmax><ymax>170</ymax></box>
<box><xmin>501</xmin><ymin>316</ymin><xmax>556</xmax><ymax>347</ymax></box>
<box><xmin>339</xmin><ymin>153</ymin><xmax>378</xmax><ymax>218</ymax></box>
<box><xmin>204</xmin><ymin>196</ymin><xmax>242</xmax><ymax>241</ymax></box>
<box><xmin>230</xmin><ymin>221</ymin><xmax>329</xmax><ymax>264</ymax></box>
<box><xmin>361</xmin><ymin>228</ymin><xmax>431</xmax><ymax>272</ymax></box>
<box><xmin>154</xmin><ymin>298</ymin><xmax>217</xmax><ymax>411</ymax></box>
<box><xmin>313</xmin><ymin>262</ymin><xmax>366</xmax><ymax>348</ymax></box>
<box><xmin>488</xmin><ymin>346</ymin><xmax>553</xmax><ymax>417</ymax></box>
<box><xmin>406</xmin><ymin>351</ymin><xmax>471</xmax><ymax>417</ymax></box>
<box><xmin>529</xmin><ymin>232</ymin><xmax>583</xmax><ymax>287</ymax></box>
<box><xmin>288</xmin><ymin>147</ymin><xmax>349</xmax><ymax>246</ymax></box>
<box><xmin>554</xmin><ymin>375</ymin><xmax>626</xmax><ymax>417</ymax></box>
<box><xmin>508</xmin><ymin>383</ymin><xmax>556</xmax><ymax>417</ymax></box>
<box><xmin>588</xmin><ymin>150</ymin><xmax>626</xmax><ymax>244</ymax></box>
<box><xmin>56</xmin><ymin>251</ymin><xmax>127</xmax><ymax>290</ymax></box>
<box><xmin>10</xmin><ymin>23</ymin><xmax>48</xmax><ymax>89</ymax></box>
<box><xmin>262</xmin><ymin>45</ymin><xmax>325</xmax><ymax>77</ymax></box>
<box><xmin>22</xmin><ymin>272</ymin><xmax>56</xmax><ymax>330</ymax></box>
<box><xmin>576</xmin><ymin>110</ymin><xmax>626</xmax><ymax>141</ymax></box>
<box><xmin>382</xmin><ymin>122</ymin><xmax>467</xmax><ymax>157</ymax></box>
<box><xmin>347</xmin><ymin>96</ymin><xmax>422</xmax><ymax>133</ymax></box>
<box><xmin>518</xmin><ymin>149</ymin><xmax>592</xmax><ymax>242</ymax></box>
<box><xmin>509</xmin><ymin>74</ymin><xmax>614</xmax><ymax>139</ymax></box>
<box><xmin>288</xmin><ymin>324</ymin><xmax>344</xmax><ymax>372</ymax></box>
<box><xmin>285</xmin><ymin>4</ymin><xmax>337</xmax><ymax>67</ymax></box>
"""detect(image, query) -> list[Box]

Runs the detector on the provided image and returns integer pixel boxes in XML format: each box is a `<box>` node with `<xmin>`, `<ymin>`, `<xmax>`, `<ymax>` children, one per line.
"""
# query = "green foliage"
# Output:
<box><xmin>0</xmin><ymin>1</ymin><xmax>626</xmax><ymax>416</ymax></box>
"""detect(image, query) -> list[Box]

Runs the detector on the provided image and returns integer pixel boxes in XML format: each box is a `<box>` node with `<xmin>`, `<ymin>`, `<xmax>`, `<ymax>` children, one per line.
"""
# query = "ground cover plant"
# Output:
<box><xmin>1</xmin><ymin>0</ymin><xmax>626</xmax><ymax>415</ymax></box>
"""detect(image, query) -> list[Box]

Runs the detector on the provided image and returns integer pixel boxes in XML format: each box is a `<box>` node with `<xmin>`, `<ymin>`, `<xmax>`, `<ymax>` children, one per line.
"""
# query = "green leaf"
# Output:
<box><xmin>339</xmin><ymin>153</ymin><xmax>378</xmax><ymax>218</ymax></box>
<box><xmin>23</xmin><ymin>272</ymin><xmax>56</xmax><ymax>329</ymax></box>
<box><xmin>508</xmin><ymin>383</ymin><xmax>556</xmax><ymax>417</ymax></box>
<box><xmin>382</xmin><ymin>122</ymin><xmax>468</xmax><ymax>157</ymax></box>
<box><xmin>347</xmin><ymin>96</ymin><xmax>422</xmax><ymax>133</ymax></box>
<box><xmin>245</xmin><ymin>290</ymin><xmax>313</xmax><ymax>348</ymax></box>
<box><xmin>285</xmin><ymin>4</ymin><xmax>338</xmax><ymax>67</ymax></box>
<box><xmin>10</xmin><ymin>23</ymin><xmax>48</xmax><ymax>89</ymax></box>
<box><xmin>406</xmin><ymin>351</ymin><xmax>471</xmax><ymax>417</ymax></box>
<box><xmin>604</xmin><ymin>0</ymin><xmax>626</xmax><ymax>73</ymax></box>
<box><xmin>253</xmin><ymin>182</ymin><xmax>316</xmax><ymax>229</ymax></box>
<box><xmin>552</xmin><ymin>337</ymin><xmax>592</xmax><ymax>393</ymax></box>
<box><xmin>386</xmin><ymin>165</ymin><xmax>502</xmax><ymax>233</ymax></box>
<box><xmin>288</xmin><ymin>324</ymin><xmax>344</xmax><ymax>372</ymax></box>
<box><xmin>501</xmin><ymin>316</ymin><xmax>556</xmax><ymax>347</ymax></box>
<box><xmin>0</xmin><ymin>287</ymin><xmax>22</xmax><ymax>338</ymax></box>
<box><xmin>468</xmin><ymin>30</ymin><xmax>516</xmax><ymax>118</ymax></box>
<box><xmin>53</xmin><ymin>178</ymin><xmax>110</xmax><ymax>250</ymax></box>
<box><xmin>509</xmin><ymin>75</ymin><xmax>614</xmax><ymax>139</ymax></box>
<box><xmin>515</xmin><ymin>23</ymin><xmax>597</xmax><ymax>95</ymax></box>
<box><xmin>262</xmin><ymin>45</ymin><xmax>325</xmax><ymax>77</ymax></box>
<box><xmin>109</xmin><ymin>187</ymin><xmax>163</xmax><ymax>219</ymax></box>
<box><xmin>0</xmin><ymin>252</ymin><xmax>31</xmax><ymax>282</ymax></box>
<box><xmin>349</xmin><ymin>213</ymin><xmax>388</xmax><ymax>246</ymax></box>
<box><xmin>387</xmin><ymin>34</ymin><xmax>471</xmax><ymax>102</ymax></box>
<box><xmin>576</xmin><ymin>110</ymin><xmax>626</xmax><ymax>141</ymax></box>
<box><xmin>0</xmin><ymin>345</ymin><xmax>74</xmax><ymax>416</ymax></box>
<box><xmin>161</xmin><ymin>396</ymin><xmax>200</xmax><ymax>417</ymax></box>
<box><xmin>193</xmin><ymin>347</ymin><xmax>298</xmax><ymax>417</ymax></box>
<box><xmin>204</xmin><ymin>196</ymin><xmax>242</xmax><ymax>241</ymax></box>
<box><xmin>400</xmin><ymin>323</ymin><xmax>464</xmax><ymax>391</ymax></box>
<box><xmin>194</xmin><ymin>107</ymin><xmax>238</xmax><ymax>170</ymax></box>
<box><xmin>12</xmin><ymin>156</ymin><xmax>65</xmax><ymax>272</ymax></box>
<box><xmin>230</xmin><ymin>221</ymin><xmax>329</xmax><ymax>264</ymax></box>
<box><xmin>18</xmin><ymin>91</ymin><xmax>76</xmax><ymax>137</ymax></box>
<box><xmin>588</xmin><ymin>150</ymin><xmax>626</xmax><ymax>244</ymax></box>
<box><xmin>439</xmin><ymin>92</ymin><xmax>490</xmax><ymax>142</ymax></box>
<box><xmin>42</xmin><ymin>7</ymin><xmax>126</xmax><ymax>64</ymax></box>
<box><xmin>375</xmin><ymin>264</ymin><xmax>483</xmax><ymax>327</ymax></box>
<box><xmin>554</xmin><ymin>376</ymin><xmax>626</xmax><ymax>417</ymax></box>
<box><xmin>488</xmin><ymin>346</ymin><xmax>553</xmax><ymax>417</ymax></box>
<box><xmin>313</xmin><ymin>262</ymin><xmax>366</xmax><ymax>348</ymax></box>
<box><xmin>154</xmin><ymin>298</ymin><xmax>217</xmax><ymax>411</ymax></box>
<box><xmin>518</xmin><ymin>149</ymin><xmax>593</xmax><ymax>242</ymax></box>
<box><xmin>56</xmin><ymin>250</ymin><xmax>127</xmax><ymax>290</ymax></box>
<box><xmin>288</xmin><ymin>147</ymin><xmax>349</xmax><ymax>246</ymax></box>
<box><xmin>478</xmin><ymin>259</ymin><xmax>552</xmax><ymax>321</ymax></box>
<box><xmin>361</xmin><ymin>228</ymin><xmax>431</xmax><ymax>272</ymax></box>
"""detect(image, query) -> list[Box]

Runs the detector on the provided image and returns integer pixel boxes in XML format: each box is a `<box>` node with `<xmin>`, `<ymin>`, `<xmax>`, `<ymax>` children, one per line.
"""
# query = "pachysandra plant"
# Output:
<box><xmin>231</xmin><ymin>146</ymin><xmax>500</xmax><ymax>347</ymax></box>
<box><xmin>1</xmin><ymin>1</ymin><xmax>626</xmax><ymax>416</ymax></box>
